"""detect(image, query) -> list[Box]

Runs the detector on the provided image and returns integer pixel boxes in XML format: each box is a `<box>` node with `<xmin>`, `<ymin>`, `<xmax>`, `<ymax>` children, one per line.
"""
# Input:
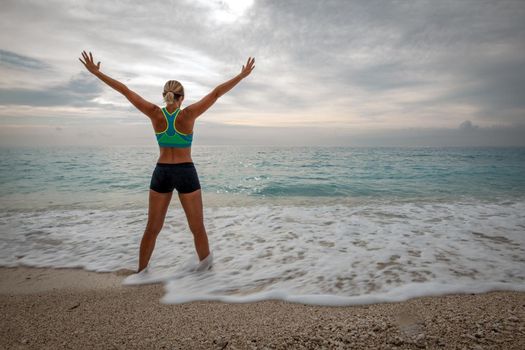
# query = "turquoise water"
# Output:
<box><xmin>1</xmin><ymin>145</ymin><xmax>524</xmax><ymax>305</ymax></box>
<box><xmin>1</xmin><ymin>146</ymin><xmax>524</xmax><ymax>210</ymax></box>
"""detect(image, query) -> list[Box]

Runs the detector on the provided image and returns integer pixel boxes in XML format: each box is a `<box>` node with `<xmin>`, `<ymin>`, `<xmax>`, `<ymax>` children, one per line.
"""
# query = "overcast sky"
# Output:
<box><xmin>1</xmin><ymin>0</ymin><xmax>524</xmax><ymax>146</ymax></box>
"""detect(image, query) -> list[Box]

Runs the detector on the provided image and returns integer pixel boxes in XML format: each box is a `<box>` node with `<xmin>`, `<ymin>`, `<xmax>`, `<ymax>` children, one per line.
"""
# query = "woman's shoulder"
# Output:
<box><xmin>178</xmin><ymin>107</ymin><xmax>191</xmax><ymax>120</ymax></box>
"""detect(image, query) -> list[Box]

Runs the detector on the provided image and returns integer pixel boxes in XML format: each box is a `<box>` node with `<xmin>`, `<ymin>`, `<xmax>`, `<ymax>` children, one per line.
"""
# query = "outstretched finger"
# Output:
<box><xmin>82</xmin><ymin>51</ymin><xmax>89</xmax><ymax>62</ymax></box>
<box><xmin>78</xmin><ymin>57</ymin><xmax>86</xmax><ymax>66</ymax></box>
<box><xmin>89</xmin><ymin>52</ymin><xmax>94</xmax><ymax>63</ymax></box>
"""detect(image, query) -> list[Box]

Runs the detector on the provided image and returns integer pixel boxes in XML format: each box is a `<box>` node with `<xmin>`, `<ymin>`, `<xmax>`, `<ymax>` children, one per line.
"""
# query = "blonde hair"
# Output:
<box><xmin>163</xmin><ymin>80</ymin><xmax>184</xmax><ymax>104</ymax></box>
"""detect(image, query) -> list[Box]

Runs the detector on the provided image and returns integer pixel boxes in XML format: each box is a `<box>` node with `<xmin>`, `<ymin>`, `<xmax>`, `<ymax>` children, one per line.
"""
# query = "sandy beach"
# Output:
<box><xmin>0</xmin><ymin>267</ymin><xmax>523</xmax><ymax>349</ymax></box>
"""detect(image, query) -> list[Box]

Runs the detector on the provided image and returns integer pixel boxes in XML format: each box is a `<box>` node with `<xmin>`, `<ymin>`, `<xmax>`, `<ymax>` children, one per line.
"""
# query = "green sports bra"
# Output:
<box><xmin>155</xmin><ymin>107</ymin><xmax>193</xmax><ymax>148</ymax></box>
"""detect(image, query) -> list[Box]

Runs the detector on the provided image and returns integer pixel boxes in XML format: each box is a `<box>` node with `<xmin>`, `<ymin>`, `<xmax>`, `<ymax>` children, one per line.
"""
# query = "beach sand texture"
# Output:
<box><xmin>0</xmin><ymin>266</ymin><xmax>524</xmax><ymax>349</ymax></box>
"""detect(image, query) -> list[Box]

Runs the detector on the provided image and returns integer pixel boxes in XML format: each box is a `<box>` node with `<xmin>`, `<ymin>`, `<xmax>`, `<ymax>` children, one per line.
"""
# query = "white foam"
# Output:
<box><xmin>195</xmin><ymin>251</ymin><xmax>214</xmax><ymax>272</ymax></box>
<box><xmin>1</xmin><ymin>199</ymin><xmax>524</xmax><ymax>305</ymax></box>
<box><xmin>122</xmin><ymin>253</ymin><xmax>214</xmax><ymax>285</ymax></box>
<box><xmin>161</xmin><ymin>282</ymin><xmax>525</xmax><ymax>306</ymax></box>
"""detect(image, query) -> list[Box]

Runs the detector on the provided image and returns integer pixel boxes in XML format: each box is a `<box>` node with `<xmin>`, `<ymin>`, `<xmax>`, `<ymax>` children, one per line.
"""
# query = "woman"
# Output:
<box><xmin>79</xmin><ymin>51</ymin><xmax>255</xmax><ymax>273</ymax></box>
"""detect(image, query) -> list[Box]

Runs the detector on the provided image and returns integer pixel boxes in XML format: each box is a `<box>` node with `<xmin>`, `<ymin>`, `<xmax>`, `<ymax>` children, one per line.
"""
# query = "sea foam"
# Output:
<box><xmin>2</xmin><ymin>199</ymin><xmax>524</xmax><ymax>305</ymax></box>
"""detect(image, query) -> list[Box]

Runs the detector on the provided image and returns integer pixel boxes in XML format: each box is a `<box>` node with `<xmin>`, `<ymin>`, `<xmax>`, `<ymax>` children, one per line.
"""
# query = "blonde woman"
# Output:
<box><xmin>79</xmin><ymin>51</ymin><xmax>255</xmax><ymax>273</ymax></box>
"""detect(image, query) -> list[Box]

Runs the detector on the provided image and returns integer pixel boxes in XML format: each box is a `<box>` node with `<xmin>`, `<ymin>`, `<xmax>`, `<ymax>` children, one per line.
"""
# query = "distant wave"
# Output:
<box><xmin>255</xmin><ymin>182</ymin><xmax>344</xmax><ymax>196</ymax></box>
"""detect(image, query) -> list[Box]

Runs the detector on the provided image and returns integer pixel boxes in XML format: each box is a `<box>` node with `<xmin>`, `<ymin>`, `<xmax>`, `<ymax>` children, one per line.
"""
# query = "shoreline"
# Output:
<box><xmin>1</xmin><ymin>266</ymin><xmax>524</xmax><ymax>349</ymax></box>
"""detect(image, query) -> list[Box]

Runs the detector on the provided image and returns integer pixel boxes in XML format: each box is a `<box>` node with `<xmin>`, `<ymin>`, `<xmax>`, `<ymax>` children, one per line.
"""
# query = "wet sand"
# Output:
<box><xmin>0</xmin><ymin>266</ymin><xmax>524</xmax><ymax>349</ymax></box>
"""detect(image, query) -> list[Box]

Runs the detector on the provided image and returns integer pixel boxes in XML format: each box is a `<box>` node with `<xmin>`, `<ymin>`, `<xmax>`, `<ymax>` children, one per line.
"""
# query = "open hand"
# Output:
<box><xmin>78</xmin><ymin>50</ymin><xmax>101</xmax><ymax>75</ymax></box>
<box><xmin>240</xmin><ymin>57</ymin><xmax>255</xmax><ymax>78</ymax></box>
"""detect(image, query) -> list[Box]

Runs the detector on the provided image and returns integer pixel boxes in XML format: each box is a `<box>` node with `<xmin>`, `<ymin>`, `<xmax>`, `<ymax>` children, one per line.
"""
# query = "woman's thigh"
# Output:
<box><xmin>147</xmin><ymin>189</ymin><xmax>173</xmax><ymax>231</ymax></box>
<box><xmin>178</xmin><ymin>189</ymin><xmax>204</xmax><ymax>231</ymax></box>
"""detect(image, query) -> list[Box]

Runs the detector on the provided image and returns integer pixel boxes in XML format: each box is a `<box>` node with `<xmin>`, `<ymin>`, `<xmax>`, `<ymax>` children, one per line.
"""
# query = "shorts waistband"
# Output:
<box><xmin>156</xmin><ymin>162</ymin><xmax>194</xmax><ymax>167</ymax></box>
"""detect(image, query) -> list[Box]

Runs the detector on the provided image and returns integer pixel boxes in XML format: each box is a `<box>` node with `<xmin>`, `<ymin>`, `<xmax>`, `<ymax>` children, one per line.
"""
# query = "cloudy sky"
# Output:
<box><xmin>1</xmin><ymin>0</ymin><xmax>524</xmax><ymax>146</ymax></box>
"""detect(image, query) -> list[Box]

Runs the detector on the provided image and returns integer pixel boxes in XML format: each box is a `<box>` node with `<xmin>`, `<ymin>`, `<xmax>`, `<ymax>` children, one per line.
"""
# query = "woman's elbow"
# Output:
<box><xmin>119</xmin><ymin>85</ymin><xmax>131</xmax><ymax>95</ymax></box>
<box><xmin>212</xmin><ymin>87</ymin><xmax>222</xmax><ymax>99</ymax></box>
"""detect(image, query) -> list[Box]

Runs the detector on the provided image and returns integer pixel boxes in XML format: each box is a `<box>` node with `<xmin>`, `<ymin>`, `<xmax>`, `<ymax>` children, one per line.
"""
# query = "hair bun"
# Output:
<box><xmin>164</xmin><ymin>91</ymin><xmax>175</xmax><ymax>104</ymax></box>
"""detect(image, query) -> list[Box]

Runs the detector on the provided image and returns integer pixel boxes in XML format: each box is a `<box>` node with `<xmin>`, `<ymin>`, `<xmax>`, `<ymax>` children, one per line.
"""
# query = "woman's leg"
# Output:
<box><xmin>138</xmin><ymin>189</ymin><xmax>173</xmax><ymax>272</ymax></box>
<box><xmin>178</xmin><ymin>189</ymin><xmax>210</xmax><ymax>261</ymax></box>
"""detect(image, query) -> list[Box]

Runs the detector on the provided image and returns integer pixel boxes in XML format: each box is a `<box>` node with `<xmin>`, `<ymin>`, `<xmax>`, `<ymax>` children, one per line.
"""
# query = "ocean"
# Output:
<box><xmin>1</xmin><ymin>145</ymin><xmax>524</xmax><ymax>305</ymax></box>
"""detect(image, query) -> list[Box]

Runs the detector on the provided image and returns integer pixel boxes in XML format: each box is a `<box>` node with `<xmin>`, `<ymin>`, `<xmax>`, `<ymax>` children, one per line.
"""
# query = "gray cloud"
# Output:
<box><xmin>1</xmin><ymin>0</ymin><xmax>524</xmax><ymax>146</ymax></box>
<box><xmin>0</xmin><ymin>72</ymin><xmax>102</xmax><ymax>106</ymax></box>
<box><xmin>242</xmin><ymin>0</ymin><xmax>525</xmax><ymax>118</ymax></box>
<box><xmin>442</xmin><ymin>58</ymin><xmax>525</xmax><ymax>122</ymax></box>
<box><xmin>346</xmin><ymin>61</ymin><xmax>429</xmax><ymax>92</ymax></box>
<box><xmin>459</xmin><ymin>120</ymin><xmax>479</xmax><ymax>132</ymax></box>
<box><xmin>0</xmin><ymin>49</ymin><xmax>51</xmax><ymax>70</ymax></box>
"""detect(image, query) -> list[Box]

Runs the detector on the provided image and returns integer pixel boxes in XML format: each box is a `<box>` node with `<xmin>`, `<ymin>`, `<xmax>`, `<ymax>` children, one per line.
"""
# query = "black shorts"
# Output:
<box><xmin>149</xmin><ymin>162</ymin><xmax>201</xmax><ymax>194</ymax></box>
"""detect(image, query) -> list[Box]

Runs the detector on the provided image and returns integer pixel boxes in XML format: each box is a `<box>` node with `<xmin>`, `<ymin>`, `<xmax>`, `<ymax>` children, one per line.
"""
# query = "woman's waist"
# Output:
<box><xmin>158</xmin><ymin>147</ymin><xmax>192</xmax><ymax>164</ymax></box>
<box><xmin>155</xmin><ymin>162</ymin><xmax>194</xmax><ymax>168</ymax></box>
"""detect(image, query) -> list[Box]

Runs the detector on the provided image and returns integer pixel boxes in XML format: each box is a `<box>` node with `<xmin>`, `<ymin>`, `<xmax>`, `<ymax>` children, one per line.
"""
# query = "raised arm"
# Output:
<box><xmin>184</xmin><ymin>57</ymin><xmax>255</xmax><ymax>120</ymax></box>
<box><xmin>78</xmin><ymin>51</ymin><xmax>159</xmax><ymax>119</ymax></box>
